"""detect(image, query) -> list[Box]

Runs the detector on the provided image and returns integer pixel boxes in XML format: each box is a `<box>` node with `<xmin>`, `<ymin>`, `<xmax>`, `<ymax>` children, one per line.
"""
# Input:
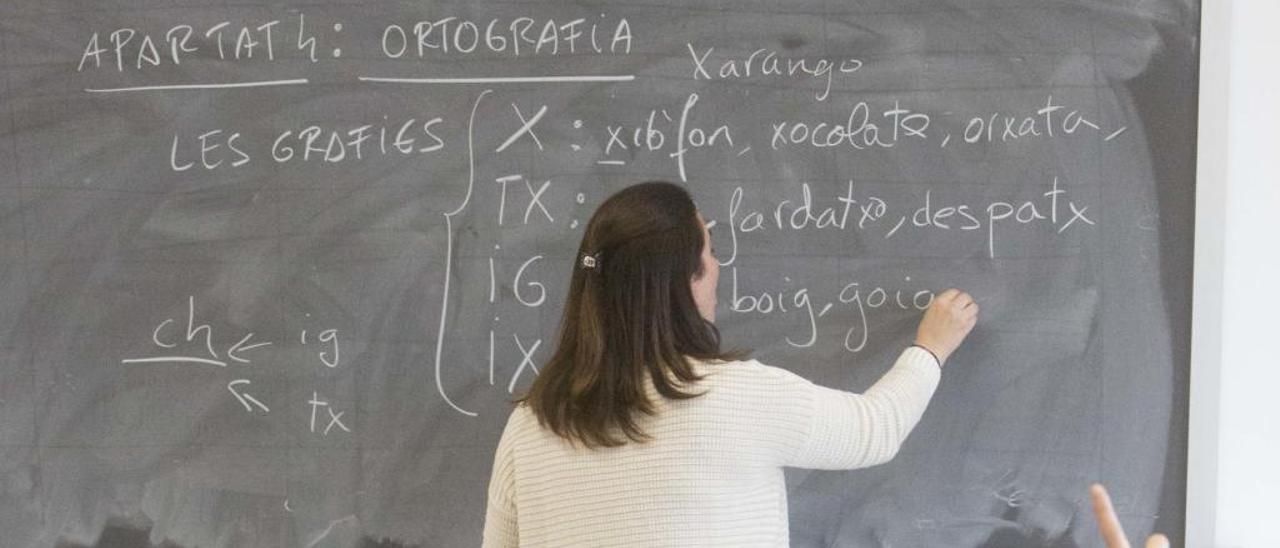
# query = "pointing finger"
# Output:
<box><xmin>1090</xmin><ymin>484</ymin><xmax>1131</xmax><ymax>548</ymax></box>
<box><xmin>936</xmin><ymin>288</ymin><xmax>961</xmax><ymax>303</ymax></box>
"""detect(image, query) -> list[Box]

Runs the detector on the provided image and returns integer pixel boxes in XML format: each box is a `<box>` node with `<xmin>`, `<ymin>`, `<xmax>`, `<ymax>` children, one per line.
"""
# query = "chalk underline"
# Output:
<box><xmin>121</xmin><ymin>356</ymin><xmax>229</xmax><ymax>367</ymax></box>
<box><xmin>84</xmin><ymin>79</ymin><xmax>310</xmax><ymax>93</ymax></box>
<box><xmin>358</xmin><ymin>75</ymin><xmax>636</xmax><ymax>84</ymax></box>
<box><xmin>83</xmin><ymin>75</ymin><xmax>636</xmax><ymax>93</ymax></box>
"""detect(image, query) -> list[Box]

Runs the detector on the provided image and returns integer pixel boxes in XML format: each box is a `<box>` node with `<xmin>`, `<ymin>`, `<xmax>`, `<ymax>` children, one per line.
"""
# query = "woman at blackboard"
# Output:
<box><xmin>482</xmin><ymin>181</ymin><xmax>978</xmax><ymax>547</ymax></box>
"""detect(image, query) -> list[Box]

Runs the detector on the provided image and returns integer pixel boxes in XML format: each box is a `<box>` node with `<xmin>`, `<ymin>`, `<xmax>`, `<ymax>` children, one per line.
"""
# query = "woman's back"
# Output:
<box><xmin>484</xmin><ymin>349</ymin><xmax>941</xmax><ymax>547</ymax></box>
<box><xmin>481</xmin><ymin>182</ymin><xmax>973</xmax><ymax>547</ymax></box>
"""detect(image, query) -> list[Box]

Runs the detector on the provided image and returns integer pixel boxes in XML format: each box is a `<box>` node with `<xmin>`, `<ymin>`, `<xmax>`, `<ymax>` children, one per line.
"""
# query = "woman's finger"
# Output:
<box><xmin>935</xmin><ymin>288</ymin><xmax>960</xmax><ymax>303</ymax></box>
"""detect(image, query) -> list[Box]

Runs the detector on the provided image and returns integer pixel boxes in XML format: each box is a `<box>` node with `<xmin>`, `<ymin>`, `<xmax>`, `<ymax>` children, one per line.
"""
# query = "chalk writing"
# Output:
<box><xmin>77</xmin><ymin>14</ymin><xmax>321</xmax><ymax>72</ymax></box>
<box><xmin>122</xmin><ymin>297</ymin><xmax>347</xmax><ymax>430</ymax></box>
<box><xmin>85</xmin><ymin>18</ymin><xmax>1124</xmax><ymax>420</ymax></box>
<box><xmin>380</xmin><ymin>15</ymin><xmax>632</xmax><ymax>58</ymax></box>
<box><xmin>686</xmin><ymin>43</ymin><xmax>863</xmax><ymax>101</ymax></box>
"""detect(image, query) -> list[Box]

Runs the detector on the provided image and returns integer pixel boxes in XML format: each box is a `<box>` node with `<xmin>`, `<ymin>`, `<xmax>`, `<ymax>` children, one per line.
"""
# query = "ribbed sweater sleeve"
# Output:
<box><xmin>482</xmin><ymin>412</ymin><xmax>520</xmax><ymax>548</ymax></box>
<box><xmin>781</xmin><ymin>346</ymin><xmax>942</xmax><ymax>470</ymax></box>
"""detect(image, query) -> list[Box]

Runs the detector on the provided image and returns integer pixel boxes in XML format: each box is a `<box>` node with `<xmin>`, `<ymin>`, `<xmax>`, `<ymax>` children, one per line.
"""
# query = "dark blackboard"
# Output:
<box><xmin>0</xmin><ymin>0</ymin><xmax>1198</xmax><ymax>546</ymax></box>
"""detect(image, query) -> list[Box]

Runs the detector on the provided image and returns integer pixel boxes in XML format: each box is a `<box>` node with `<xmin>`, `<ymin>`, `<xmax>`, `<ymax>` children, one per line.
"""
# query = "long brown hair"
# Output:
<box><xmin>517</xmin><ymin>181</ymin><xmax>743</xmax><ymax>448</ymax></box>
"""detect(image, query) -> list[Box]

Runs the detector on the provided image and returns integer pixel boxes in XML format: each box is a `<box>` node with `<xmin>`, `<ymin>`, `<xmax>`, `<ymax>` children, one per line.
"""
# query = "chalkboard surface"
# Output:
<box><xmin>0</xmin><ymin>1</ymin><xmax>1198</xmax><ymax>546</ymax></box>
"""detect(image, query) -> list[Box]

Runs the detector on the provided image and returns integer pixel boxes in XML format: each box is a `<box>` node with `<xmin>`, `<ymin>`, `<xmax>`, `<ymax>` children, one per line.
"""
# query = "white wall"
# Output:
<box><xmin>1188</xmin><ymin>1</ymin><xmax>1280</xmax><ymax>546</ymax></box>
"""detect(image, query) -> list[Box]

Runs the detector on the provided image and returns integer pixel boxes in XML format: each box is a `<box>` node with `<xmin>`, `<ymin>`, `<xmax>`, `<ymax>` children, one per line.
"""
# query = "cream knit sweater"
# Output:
<box><xmin>482</xmin><ymin>346</ymin><xmax>941</xmax><ymax>547</ymax></box>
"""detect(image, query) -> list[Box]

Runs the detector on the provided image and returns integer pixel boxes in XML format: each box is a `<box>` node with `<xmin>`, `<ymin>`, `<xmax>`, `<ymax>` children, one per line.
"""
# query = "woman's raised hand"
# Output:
<box><xmin>914</xmin><ymin>289</ymin><xmax>979</xmax><ymax>366</ymax></box>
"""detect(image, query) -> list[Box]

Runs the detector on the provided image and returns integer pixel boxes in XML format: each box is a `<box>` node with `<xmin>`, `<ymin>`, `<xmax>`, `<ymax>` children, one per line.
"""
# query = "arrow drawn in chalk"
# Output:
<box><xmin>227</xmin><ymin>332</ymin><xmax>273</xmax><ymax>364</ymax></box>
<box><xmin>228</xmin><ymin>379</ymin><xmax>270</xmax><ymax>412</ymax></box>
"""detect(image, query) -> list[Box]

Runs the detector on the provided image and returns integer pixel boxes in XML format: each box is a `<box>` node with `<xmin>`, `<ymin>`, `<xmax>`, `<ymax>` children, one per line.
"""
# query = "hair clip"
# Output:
<box><xmin>580</xmin><ymin>253</ymin><xmax>600</xmax><ymax>270</ymax></box>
